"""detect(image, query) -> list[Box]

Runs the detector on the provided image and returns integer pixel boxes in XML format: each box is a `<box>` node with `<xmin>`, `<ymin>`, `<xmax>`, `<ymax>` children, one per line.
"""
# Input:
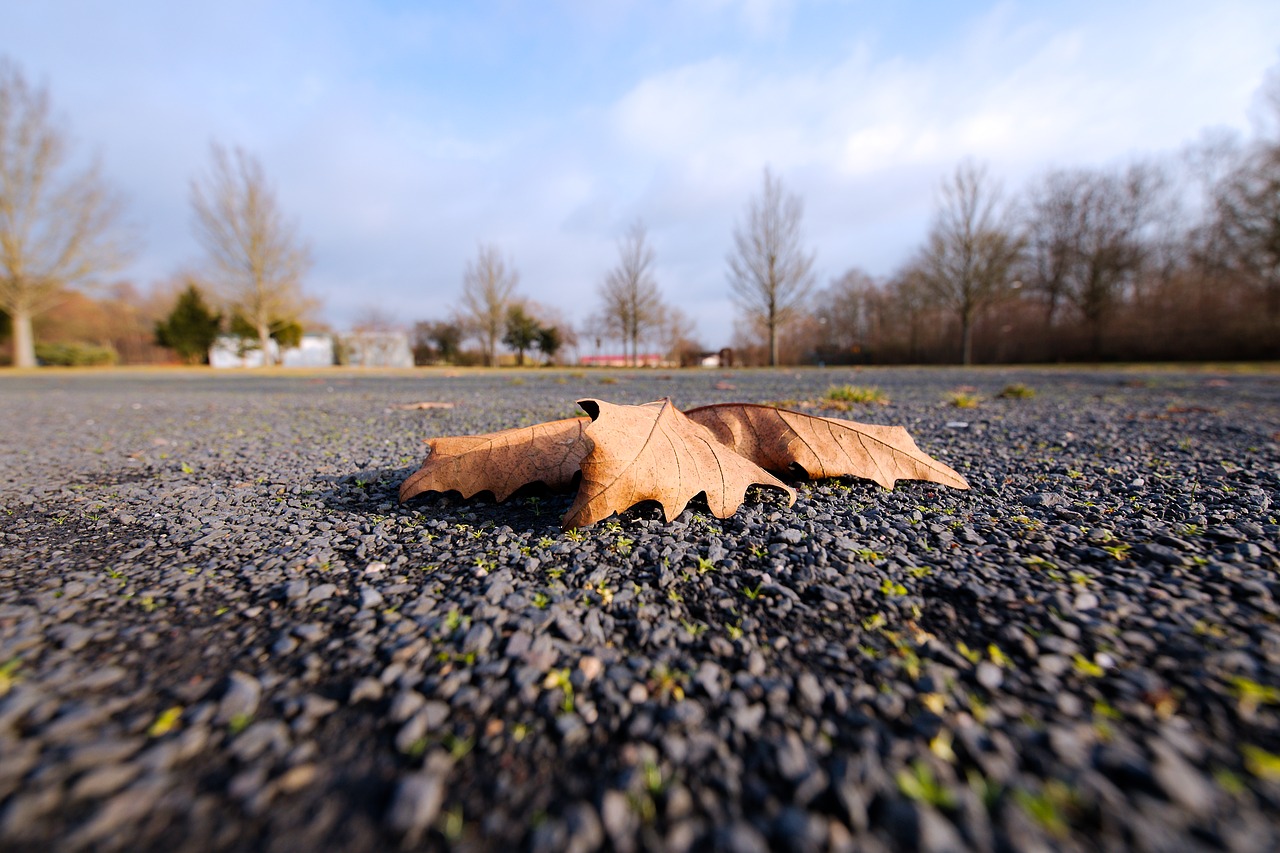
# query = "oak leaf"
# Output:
<box><xmin>562</xmin><ymin>398</ymin><xmax>796</xmax><ymax>529</ymax></box>
<box><xmin>685</xmin><ymin>403</ymin><xmax>969</xmax><ymax>491</ymax></box>
<box><xmin>398</xmin><ymin>416</ymin><xmax>590</xmax><ymax>504</ymax></box>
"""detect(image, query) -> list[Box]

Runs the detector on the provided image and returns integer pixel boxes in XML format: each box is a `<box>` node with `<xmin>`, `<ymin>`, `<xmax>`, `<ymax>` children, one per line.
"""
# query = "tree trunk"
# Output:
<box><xmin>258</xmin><ymin>324</ymin><xmax>273</xmax><ymax>368</ymax></box>
<box><xmin>960</xmin><ymin>313</ymin><xmax>974</xmax><ymax>365</ymax></box>
<box><xmin>12</xmin><ymin>307</ymin><xmax>36</xmax><ymax>368</ymax></box>
<box><xmin>768</xmin><ymin>318</ymin><xmax>779</xmax><ymax>367</ymax></box>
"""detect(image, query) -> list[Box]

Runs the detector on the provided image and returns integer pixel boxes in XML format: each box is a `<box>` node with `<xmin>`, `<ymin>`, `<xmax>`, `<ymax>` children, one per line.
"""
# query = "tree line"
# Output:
<box><xmin>735</xmin><ymin>70</ymin><xmax>1280</xmax><ymax>365</ymax></box>
<box><xmin>3</xmin><ymin>54</ymin><xmax>1279</xmax><ymax>367</ymax></box>
<box><xmin>775</xmin><ymin>132</ymin><xmax>1278</xmax><ymax>366</ymax></box>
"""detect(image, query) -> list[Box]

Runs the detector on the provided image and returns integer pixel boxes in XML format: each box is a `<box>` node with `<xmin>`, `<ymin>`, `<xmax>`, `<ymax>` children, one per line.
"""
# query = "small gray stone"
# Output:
<box><xmin>918</xmin><ymin>804</ymin><xmax>967</xmax><ymax>853</ymax></box>
<box><xmin>1048</xmin><ymin>725</ymin><xmax>1090</xmax><ymax>768</ymax></box>
<box><xmin>1135</xmin><ymin>542</ymin><xmax>1185</xmax><ymax>565</ymax></box>
<box><xmin>976</xmin><ymin>662</ymin><xmax>1003</xmax><ymax>690</ymax></box>
<box><xmin>719</xmin><ymin>820</ymin><xmax>769</xmax><ymax>853</ymax></box>
<box><xmin>358</xmin><ymin>586</ymin><xmax>385</xmax><ymax>609</ymax></box>
<box><xmin>556</xmin><ymin>713</ymin><xmax>588</xmax><ymax>746</ymax></box>
<box><xmin>386</xmin><ymin>761</ymin><xmax>450</xmax><ymax>841</ymax></box>
<box><xmin>230</xmin><ymin>720</ymin><xmax>290</xmax><ymax>761</ymax></box>
<box><xmin>70</xmin><ymin>763</ymin><xmax>142</xmax><ymax>800</ymax></box>
<box><xmin>695</xmin><ymin>661</ymin><xmax>723</xmax><ymax>701</ymax></box>
<box><xmin>66</xmin><ymin>738</ymin><xmax>144</xmax><ymax>773</ymax></box>
<box><xmin>774</xmin><ymin>731</ymin><xmax>810</xmax><ymax>782</ymax></box>
<box><xmin>462</xmin><ymin>621</ymin><xmax>495</xmax><ymax>654</ymax></box>
<box><xmin>77</xmin><ymin>666</ymin><xmax>128</xmax><ymax>692</ymax></box>
<box><xmin>1073</xmin><ymin>592</ymin><xmax>1100</xmax><ymax>612</ymax></box>
<box><xmin>730</xmin><ymin>703</ymin><xmax>765</xmax><ymax>735</ymax></box>
<box><xmin>1022</xmin><ymin>492</ymin><xmax>1069</xmax><ymax>508</ymax></box>
<box><xmin>306</xmin><ymin>583</ymin><xmax>337</xmax><ymax>604</ymax></box>
<box><xmin>293</xmin><ymin>623</ymin><xmax>326</xmax><ymax>643</ymax></box>
<box><xmin>554</xmin><ymin>611</ymin><xmax>585</xmax><ymax>644</ymax></box>
<box><xmin>394</xmin><ymin>713</ymin><xmax>430</xmax><ymax>754</ymax></box>
<box><xmin>1037</xmin><ymin>654</ymin><xmax>1070</xmax><ymax>677</ymax></box>
<box><xmin>0</xmin><ymin>786</ymin><xmax>62</xmax><ymax>836</ymax></box>
<box><xmin>63</xmin><ymin>778</ymin><xmax>167</xmax><ymax>850</ymax></box>
<box><xmin>796</xmin><ymin>672</ymin><xmax>824</xmax><ymax>709</ymax></box>
<box><xmin>601</xmin><ymin>789</ymin><xmax>638</xmax><ymax>850</ymax></box>
<box><xmin>349</xmin><ymin>678</ymin><xmax>384</xmax><ymax>704</ymax></box>
<box><xmin>388</xmin><ymin>690</ymin><xmax>425</xmax><ymax>723</ymax></box>
<box><xmin>216</xmin><ymin>672</ymin><xmax>261</xmax><ymax>724</ymax></box>
<box><xmin>563</xmin><ymin>801</ymin><xmax>605</xmax><ymax>853</ymax></box>
<box><xmin>1151</xmin><ymin>741</ymin><xmax>1216</xmax><ymax>817</ymax></box>
<box><xmin>47</xmin><ymin>624</ymin><xmax>93</xmax><ymax>652</ymax></box>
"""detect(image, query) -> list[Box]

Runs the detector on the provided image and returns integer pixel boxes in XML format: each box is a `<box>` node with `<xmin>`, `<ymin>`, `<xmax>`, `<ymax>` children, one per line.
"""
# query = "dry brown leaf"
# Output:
<box><xmin>685</xmin><ymin>403</ymin><xmax>969</xmax><ymax>491</ymax></box>
<box><xmin>562</xmin><ymin>398</ymin><xmax>796</xmax><ymax>529</ymax></box>
<box><xmin>390</xmin><ymin>401</ymin><xmax>456</xmax><ymax>410</ymax></box>
<box><xmin>399</xmin><ymin>417</ymin><xmax>590</xmax><ymax>503</ymax></box>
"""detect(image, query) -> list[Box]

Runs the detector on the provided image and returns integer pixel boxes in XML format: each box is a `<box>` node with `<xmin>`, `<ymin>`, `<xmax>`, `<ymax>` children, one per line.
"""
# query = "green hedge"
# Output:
<box><xmin>34</xmin><ymin>342</ymin><xmax>118</xmax><ymax>366</ymax></box>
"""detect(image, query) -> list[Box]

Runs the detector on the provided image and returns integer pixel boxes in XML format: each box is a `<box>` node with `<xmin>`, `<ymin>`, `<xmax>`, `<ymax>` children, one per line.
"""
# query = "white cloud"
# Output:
<box><xmin>590</xmin><ymin>0</ymin><xmax>1280</xmax><ymax>345</ymax></box>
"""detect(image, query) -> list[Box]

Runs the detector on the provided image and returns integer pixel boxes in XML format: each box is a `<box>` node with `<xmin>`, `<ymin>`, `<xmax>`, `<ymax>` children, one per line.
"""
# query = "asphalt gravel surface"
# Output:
<box><xmin>1</xmin><ymin>366</ymin><xmax>1278</xmax><ymax>853</ymax></box>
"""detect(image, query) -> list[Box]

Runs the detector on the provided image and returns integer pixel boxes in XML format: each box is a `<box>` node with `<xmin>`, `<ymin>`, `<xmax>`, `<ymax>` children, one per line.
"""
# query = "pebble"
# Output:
<box><xmin>358</xmin><ymin>586</ymin><xmax>385</xmax><ymax>609</ymax></box>
<box><xmin>601</xmin><ymin>789</ymin><xmax>638</xmax><ymax>850</ymax></box>
<box><xmin>975</xmin><ymin>662</ymin><xmax>1003</xmax><ymax>690</ymax></box>
<box><xmin>216</xmin><ymin>672</ymin><xmax>261</xmax><ymax>724</ymax></box>
<box><xmin>69</xmin><ymin>763</ymin><xmax>142</xmax><ymax>800</ymax></box>
<box><xmin>385</xmin><ymin>758</ymin><xmax>450</xmax><ymax>842</ymax></box>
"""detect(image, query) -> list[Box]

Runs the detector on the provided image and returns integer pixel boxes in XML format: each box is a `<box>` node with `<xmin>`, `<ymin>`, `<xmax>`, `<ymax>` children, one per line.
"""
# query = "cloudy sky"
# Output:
<box><xmin>5</xmin><ymin>1</ymin><xmax>1279</xmax><ymax>350</ymax></box>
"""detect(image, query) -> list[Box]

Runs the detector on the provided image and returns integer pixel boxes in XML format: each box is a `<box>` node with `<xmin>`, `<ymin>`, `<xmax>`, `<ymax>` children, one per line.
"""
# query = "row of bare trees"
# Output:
<box><xmin>591</xmin><ymin>222</ymin><xmax>701</xmax><ymax>366</ymax></box>
<box><xmin>7</xmin><ymin>49</ymin><xmax>1280</xmax><ymax>368</ymax></box>
<box><xmin>1</xmin><ymin>57</ymin><xmax>313</xmax><ymax>367</ymax></box>
<box><xmin>410</xmin><ymin>245</ymin><xmax>578</xmax><ymax>367</ymax></box>
<box><xmin>737</xmin><ymin>102</ymin><xmax>1280</xmax><ymax>365</ymax></box>
<box><xmin>414</xmin><ymin>223</ymin><xmax>704</xmax><ymax>368</ymax></box>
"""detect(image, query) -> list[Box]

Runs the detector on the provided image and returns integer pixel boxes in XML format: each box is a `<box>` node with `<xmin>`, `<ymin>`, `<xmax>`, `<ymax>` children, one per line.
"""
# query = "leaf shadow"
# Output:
<box><xmin>316</xmin><ymin>464</ymin><xmax>593</xmax><ymax>533</ymax></box>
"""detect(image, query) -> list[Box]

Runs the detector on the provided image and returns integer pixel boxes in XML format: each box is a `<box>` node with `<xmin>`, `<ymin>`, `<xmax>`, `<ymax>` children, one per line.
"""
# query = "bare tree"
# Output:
<box><xmin>599</xmin><ymin>220</ymin><xmax>663</xmax><ymax>366</ymax></box>
<box><xmin>191</xmin><ymin>143</ymin><xmax>312</xmax><ymax>365</ymax></box>
<box><xmin>1210</xmin><ymin>134</ymin><xmax>1280</xmax><ymax>323</ymax></box>
<box><xmin>917</xmin><ymin>160</ymin><xmax>1022</xmax><ymax>364</ymax></box>
<box><xmin>1070</xmin><ymin>164</ymin><xmax>1166</xmax><ymax>355</ymax></box>
<box><xmin>726</xmin><ymin>167</ymin><xmax>816</xmax><ymax>366</ymax></box>
<box><xmin>811</xmin><ymin>268</ymin><xmax>878</xmax><ymax>361</ymax></box>
<box><xmin>1020</xmin><ymin>171</ymin><xmax>1082</xmax><ymax>330</ymax></box>
<box><xmin>461</xmin><ymin>244</ymin><xmax>519</xmax><ymax>366</ymax></box>
<box><xmin>0</xmin><ymin>59</ymin><xmax>129</xmax><ymax>367</ymax></box>
<box><xmin>655</xmin><ymin>303</ymin><xmax>701</xmax><ymax>365</ymax></box>
<box><xmin>1020</xmin><ymin>163</ymin><xmax>1165</xmax><ymax>356</ymax></box>
<box><xmin>883</xmin><ymin>262</ymin><xmax>934</xmax><ymax>363</ymax></box>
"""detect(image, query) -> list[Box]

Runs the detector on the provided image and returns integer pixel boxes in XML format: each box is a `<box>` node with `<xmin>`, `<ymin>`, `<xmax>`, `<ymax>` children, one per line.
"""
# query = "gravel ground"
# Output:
<box><xmin>1</xmin><ymin>366</ymin><xmax>1279</xmax><ymax>853</ymax></box>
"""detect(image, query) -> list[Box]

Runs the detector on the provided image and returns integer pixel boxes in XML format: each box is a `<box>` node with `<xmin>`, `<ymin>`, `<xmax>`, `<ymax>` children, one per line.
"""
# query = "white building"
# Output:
<box><xmin>341</xmin><ymin>331</ymin><xmax>414</xmax><ymax>368</ymax></box>
<box><xmin>283</xmin><ymin>335</ymin><xmax>336</xmax><ymax>367</ymax></box>
<box><xmin>209</xmin><ymin>334</ymin><xmax>335</xmax><ymax>368</ymax></box>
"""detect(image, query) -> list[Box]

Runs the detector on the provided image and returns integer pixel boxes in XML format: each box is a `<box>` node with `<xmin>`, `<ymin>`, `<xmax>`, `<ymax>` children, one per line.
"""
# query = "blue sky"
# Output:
<box><xmin>5</xmin><ymin>0</ymin><xmax>1279</xmax><ymax>350</ymax></box>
